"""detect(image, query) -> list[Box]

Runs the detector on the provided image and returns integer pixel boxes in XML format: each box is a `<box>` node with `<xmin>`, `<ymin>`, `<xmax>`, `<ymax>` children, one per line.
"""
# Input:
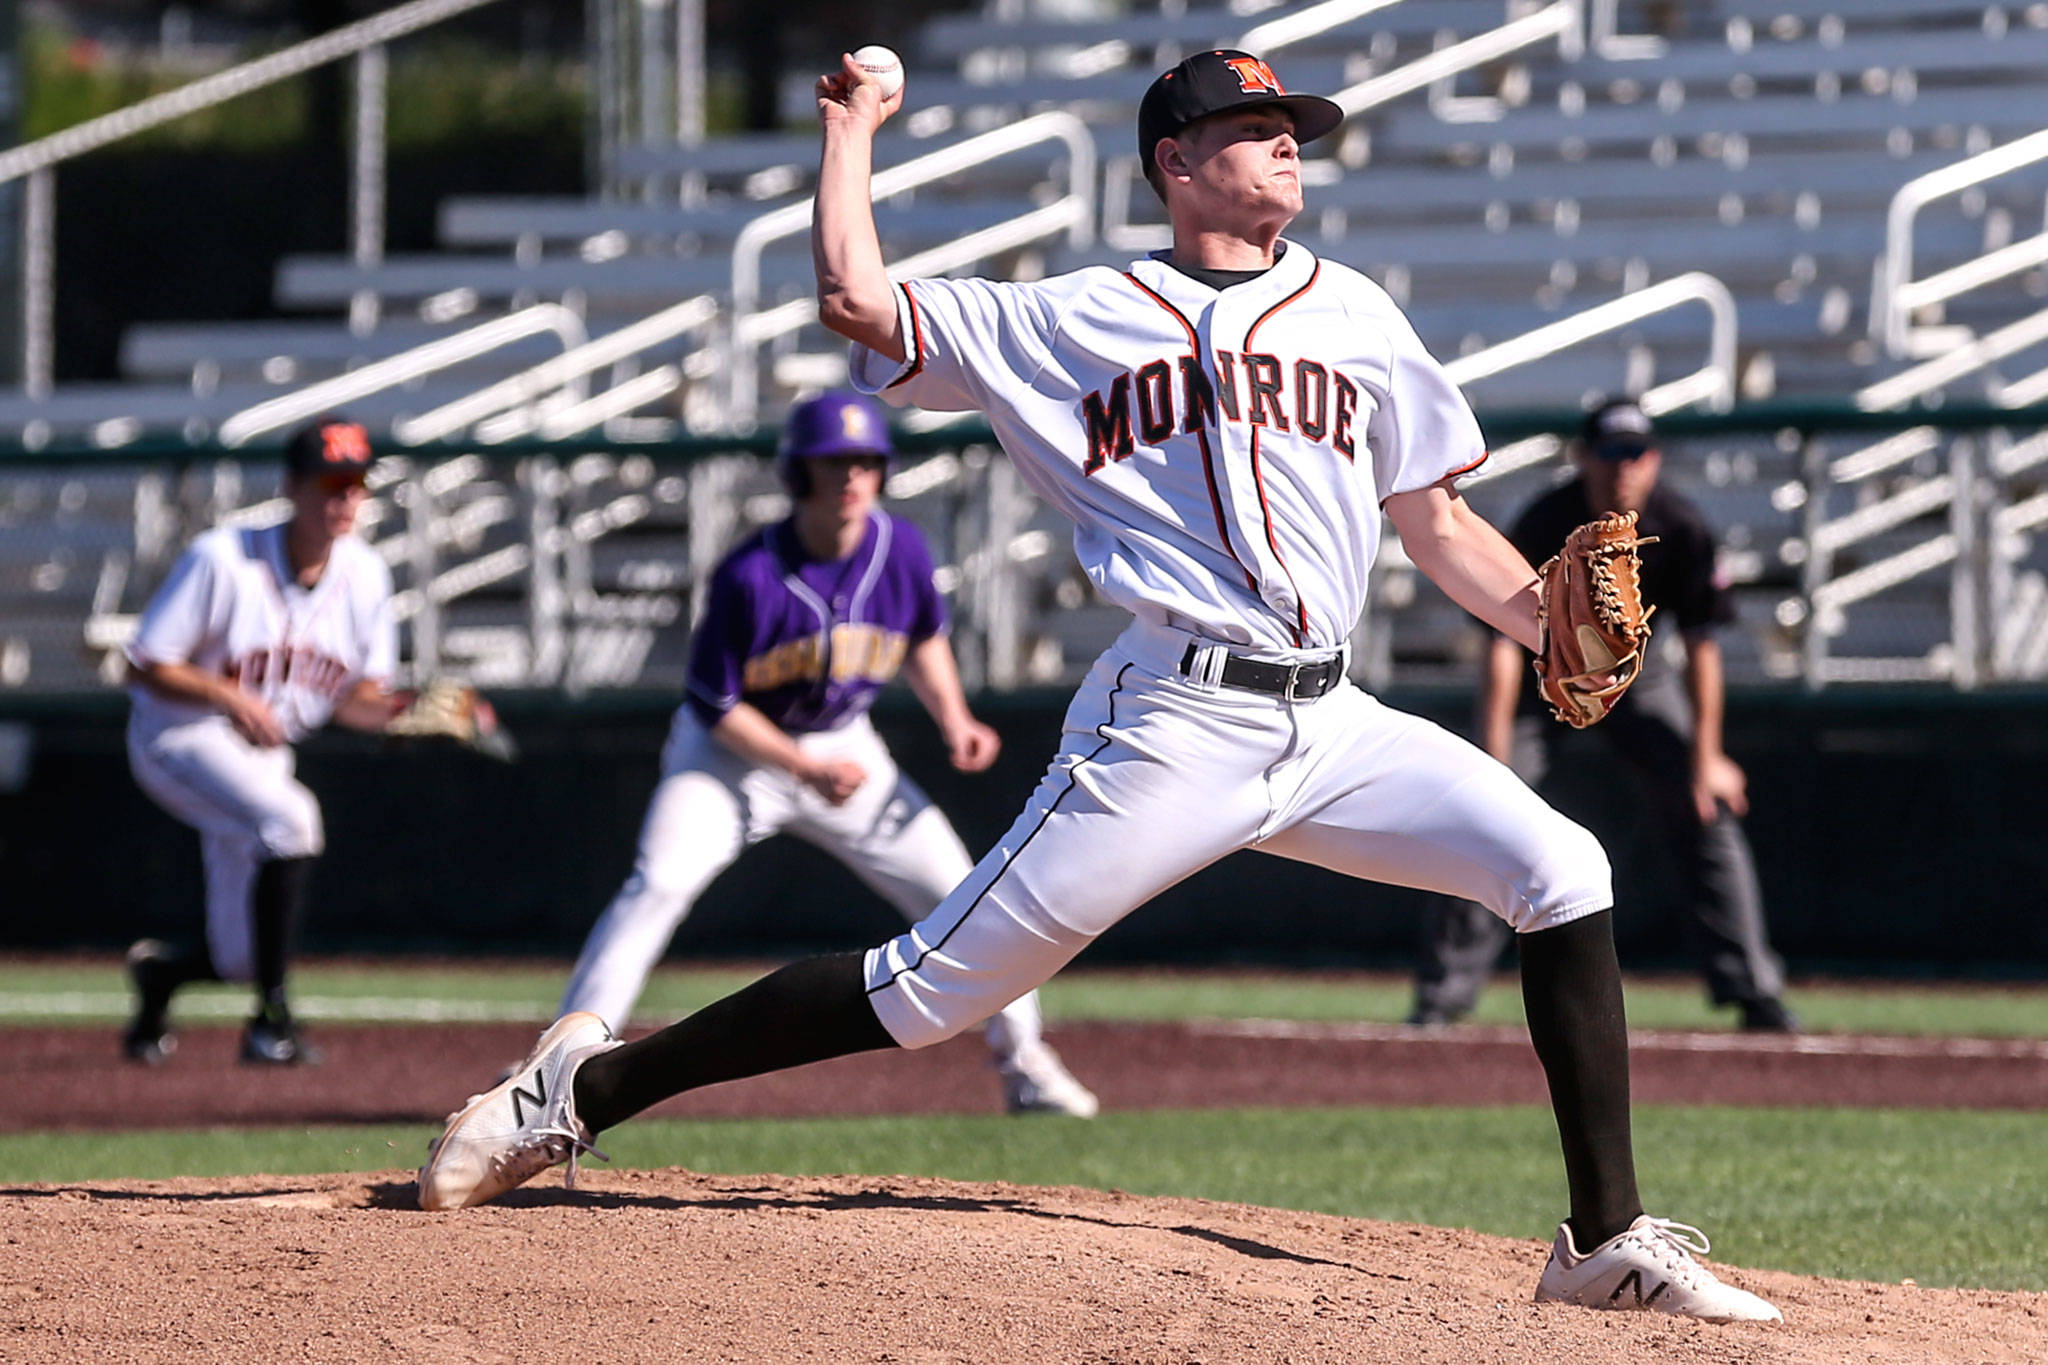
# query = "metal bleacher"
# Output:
<box><xmin>32</xmin><ymin>0</ymin><xmax>2048</xmax><ymax>439</ymax></box>
<box><xmin>10</xmin><ymin>0</ymin><xmax>2048</xmax><ymax>695</ymax></box>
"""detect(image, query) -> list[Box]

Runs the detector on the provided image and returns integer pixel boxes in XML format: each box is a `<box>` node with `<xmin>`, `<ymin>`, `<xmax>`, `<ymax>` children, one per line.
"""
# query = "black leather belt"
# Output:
<box><xmin>1179</xmin><ymin>643</ymin><xmax>1345</xmax><ymax>701</ymax></box>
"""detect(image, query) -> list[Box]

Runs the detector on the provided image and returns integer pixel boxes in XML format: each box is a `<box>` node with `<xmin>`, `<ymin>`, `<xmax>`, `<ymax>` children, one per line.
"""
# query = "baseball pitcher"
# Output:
<box><xmin>419</xmin><ymin>48</ymin><xmax>1782</xmax><ymax>1327</ymax></box>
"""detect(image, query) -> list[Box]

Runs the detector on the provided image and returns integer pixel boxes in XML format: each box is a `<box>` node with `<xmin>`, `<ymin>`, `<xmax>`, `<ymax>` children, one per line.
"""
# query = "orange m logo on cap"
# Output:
<box><xmin>1225</xmin><ymin>56</ymin><xmax>1284</xmax><ymax>94</ymax></box>
<box><xmin>320</xmin><ymin>423</ymin><xmax>370</xmax><ymax>464</ymax></box>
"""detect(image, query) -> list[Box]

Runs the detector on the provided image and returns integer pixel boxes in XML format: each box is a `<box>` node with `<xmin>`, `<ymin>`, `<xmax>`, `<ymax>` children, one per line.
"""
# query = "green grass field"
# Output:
<box><xmin>8</xmin><ymin>958</ymin><xmax>2048</xmax><ymax>1036</ymax></box>
<box><xmin>6</xmin><ymin>958</ymin><xmax>2046</xmax><ymax>1292</ymax></box>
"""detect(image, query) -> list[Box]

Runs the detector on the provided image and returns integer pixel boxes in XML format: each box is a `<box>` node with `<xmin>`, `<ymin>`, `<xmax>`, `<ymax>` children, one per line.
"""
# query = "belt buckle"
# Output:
<box><xmin>1284</xmin><ymin>656</ymin><xmax>1336</xmax><ymax>702</ymax></box>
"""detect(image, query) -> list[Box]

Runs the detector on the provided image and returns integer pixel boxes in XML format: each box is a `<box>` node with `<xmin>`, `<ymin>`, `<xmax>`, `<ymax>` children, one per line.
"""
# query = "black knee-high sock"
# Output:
<box><xmin>163</xmin><ymin>942</ymin><xmax>220</xmax><ymax>988</ymax></box>
<box><xmin>573</xmin><ymin>952</ymin><xmax>894</xmax><ymax>1132</ymax></box>
<box><xmin>1518</xmin><ymin>910</ymin><xmax>1642</xmax><ymax>1249</ymax></box>
<box><xmin>251</xmin><ymin>856</ymin><xmax>315</xmax><ymax>1021</ymax></box>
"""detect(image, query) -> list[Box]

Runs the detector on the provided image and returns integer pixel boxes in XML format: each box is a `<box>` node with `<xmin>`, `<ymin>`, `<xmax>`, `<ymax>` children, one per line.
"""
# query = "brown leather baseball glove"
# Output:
<box><xmin>386</xmin><ymin>679</ymin><xmax>519</xmax><ymax>762</ymax></box>
<box><xmin>1531</xmin><ymin>510</ymin><xmax>1658</xmax><ymax>728</ymax></box>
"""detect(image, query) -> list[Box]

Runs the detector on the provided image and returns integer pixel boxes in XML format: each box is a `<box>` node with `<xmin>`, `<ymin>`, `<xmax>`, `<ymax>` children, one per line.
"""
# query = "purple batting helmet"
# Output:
<box><xmin>778</xmin><ymin>390</ymin><xmax>895</xmax><ymax>497</ymax></box>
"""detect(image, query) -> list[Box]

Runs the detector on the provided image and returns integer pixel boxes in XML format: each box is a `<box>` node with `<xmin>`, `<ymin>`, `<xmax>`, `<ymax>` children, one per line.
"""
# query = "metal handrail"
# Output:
<box><xmin>1449</xmin><ymin>273</ymin><xmax>1734</xmax><ymax>487</ymax></box>
<box><xmin>1240</xmin><ymin>0</ymin><xmax>1406</xmax><ymax>54</ymax></box>
<box><xmin>392</xmin><ymin>294</ymin><xmax>720</xmax><ymax>444</ymax></box>
<box><xmin>725</xmin><ymin>110</ymin><xmax>1096</xmax><ymax>421</ymax></box>
<box><xmin>1443</xmin><ymin>271</ymin><xmax>1738</xmax><ymax>409</ymax></box>
<box><xmin>218</xmin><ymin>303</ymin><xmax>589</xmax><ymax>447</ymax></box>
<box><xmin>1872</xmin><ymin>126</ymin><xmax>2048</xmax><ymax>359</ymax></box>
<box><xmin>3</xmin><ymin>0</ymin><xmax>513</xmax><ymax>397</ymax></box>
<box><xmin>1800</xmin><ymin>306</ymin><xmax>2048</xmax><ymax>684</ymax></box>
<box><xmin>974</xmin><ymin>0</ymin><xmax>1410</xmax><ymax>84</ymax></box>
<box><xmin>1328</xmin><ymin>1</ymin><xmax>1583</xmax><ymax>118</ymax></box>
<box><xmin>1855</xmin><ymin>305</ymin><xmax>2048</xmax><ymax>412</ymax></box>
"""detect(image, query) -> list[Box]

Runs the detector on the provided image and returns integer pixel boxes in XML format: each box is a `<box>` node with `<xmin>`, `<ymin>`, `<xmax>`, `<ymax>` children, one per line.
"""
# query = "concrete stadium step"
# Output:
<box><xmin>1538</xmin><ymin>26</ymin><xmax>2048</xmax><ymax>90</ymax></box>
<box><xmin>1379</xmin><ymin>87</ymin><xmax>2048</xmax><ymax>155</ymax></box>
<box><xmin>918</xmin><ymin>0</ymin><xmax>1519</xmax><ymax>62</ymax></box>
<box><xmin>274</xmin><ymin>252</ymin><xmax>782</xmax><ymax>309</ymax></box>
<box><xmin>0</xmin><ymin>377</ymin><xmax>500</xmax><ymax>443</ymax></box>
<box><xmin>1302</xmin><ymin>149</ymin><xmax>2048</xmax><ymax>220</ymax></box>
<box><xmin>437</xmin><ymin>195</ymin><xmax>1059</xmax><ymax>250</ymax></box>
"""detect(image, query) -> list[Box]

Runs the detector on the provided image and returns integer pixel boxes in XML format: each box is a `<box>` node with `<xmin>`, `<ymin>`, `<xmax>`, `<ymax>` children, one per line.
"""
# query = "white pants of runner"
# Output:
<box><xmin>866</xmin><ymin>619</ymin><xmax>1614</xmax><ymax>1048</ymax></box>
<box><xmin>559</xmin><ymin>710</ymin><xmax>1053</xmax><ymax>1069</ymax></box>
<box><xmin>127</xmin><ymin>714</ymin><xmax>325</xmax><ymax>984</ymax></box>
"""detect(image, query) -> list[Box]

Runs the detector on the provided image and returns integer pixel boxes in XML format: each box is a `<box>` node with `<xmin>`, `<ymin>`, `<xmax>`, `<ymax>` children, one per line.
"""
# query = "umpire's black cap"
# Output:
<box><xmin>283</xmin><ymin>414</ymin><xmax>375</xmax><ymax>481</ymax></box>
<box><xmin>1580</xmin><ymin>399</ymin><xmax>1657</xmax><ymax>461</ymax></box>
<box><xmin>1137</xmin><ymin>50</ymin><xmax>1344</xmax><ymax>178</ymax></box>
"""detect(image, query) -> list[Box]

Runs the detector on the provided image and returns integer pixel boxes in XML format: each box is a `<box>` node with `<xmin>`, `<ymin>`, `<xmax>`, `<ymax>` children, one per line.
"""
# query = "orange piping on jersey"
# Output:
<box><xmin>1121</xmin><ymin>271</ymin><xmax>1260</xmax><ymax>595</ymax></box>
<box><xmin>1382</xmin><ymin>450</ymin><xmax>1491</xmax><ymax>506</ymax></box>
<box><xmin>886</xmin><ymin>281</ymin><xmax>927</xmax><ymax>390</ymax></box>
<box><xmin>1445</xmin><ymin>450</ymin><xmax>1488</xmax><ymax>479</ymax></box>
<box><xmin>1240</xmin><ymin>261</ymin><xmax>1322</xmax><ymax>647</ymax></box>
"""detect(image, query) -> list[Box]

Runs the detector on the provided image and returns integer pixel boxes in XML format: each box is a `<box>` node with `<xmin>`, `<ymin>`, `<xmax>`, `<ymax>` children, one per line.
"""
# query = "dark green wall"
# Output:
<box><xmin>2</xmin><ymin>687</ymin><xmax>2043</xmax><ymax>976</ymax></box>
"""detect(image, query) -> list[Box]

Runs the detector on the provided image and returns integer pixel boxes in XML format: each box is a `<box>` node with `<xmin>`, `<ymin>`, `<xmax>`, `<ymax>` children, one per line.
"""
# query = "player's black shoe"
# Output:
<box><xmin>241</xmin><ymin>1011</ymin><xmax>322</xmax><ymax>1066</ymax></box>
<box><xmin>121</xmin><ymin>939</ymin><xmax>180</xmax><ymax>1065</ymax></box>
<box><xmin>1738</xmin><ymin>997</ymin><xmax>1801</xmax><ymax>1033</ymax></box>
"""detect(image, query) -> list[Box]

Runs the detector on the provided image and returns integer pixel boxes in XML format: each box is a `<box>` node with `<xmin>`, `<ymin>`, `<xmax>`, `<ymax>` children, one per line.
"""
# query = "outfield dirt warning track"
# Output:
<box><xmin>5</xmin><ymin>1018</ymin><xmax>2045</xmax><ymax>1132</ymax></box>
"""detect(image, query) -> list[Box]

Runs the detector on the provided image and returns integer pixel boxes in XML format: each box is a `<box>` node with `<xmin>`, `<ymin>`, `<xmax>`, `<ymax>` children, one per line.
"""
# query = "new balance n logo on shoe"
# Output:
<box><xmin>510</xmin><ymin>1073</ymin><xmax>547</xmax><ymax>1127</ymax></box>
<box><xmin>1608</xmin><ymin>1270</ymin><xmax>1670</xmax><ymax>1308</ymax></box>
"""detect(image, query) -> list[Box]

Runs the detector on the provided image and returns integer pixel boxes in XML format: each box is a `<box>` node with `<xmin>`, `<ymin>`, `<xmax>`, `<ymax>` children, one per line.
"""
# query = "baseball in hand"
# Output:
<box><xmin>852</xmin><ymin>45</ymin><xmax>904</xmax><ymax>100</ymax></box>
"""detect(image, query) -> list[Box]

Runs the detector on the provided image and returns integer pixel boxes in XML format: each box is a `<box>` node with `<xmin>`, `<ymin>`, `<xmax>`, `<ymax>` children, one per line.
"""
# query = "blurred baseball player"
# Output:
<box><xmin>554</xmin><ymin>390</ymin><xmax>1096</xmax><ymax>1116</ymax></box>
<box><xmin>420</xmin><ymin>48</ymin><xmax>1781</xmax><ymax>1325</ymax></box>
<box><xmin>122</xmin><ymin>415</ymin><xmax>399</xmax><ymax>1066</ymax></box>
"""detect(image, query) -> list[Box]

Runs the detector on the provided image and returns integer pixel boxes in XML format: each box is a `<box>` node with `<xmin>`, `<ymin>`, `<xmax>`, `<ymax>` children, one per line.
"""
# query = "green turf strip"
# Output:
<box><xmin>3</xmin><ymin>1106</ymin><xmax>2041</xmax><ymax>1292</ymax></box>
<box><xmin>6</xmin><ymin>960</ymin><xmax>2048</xmax><ymax>1036</ymax></box>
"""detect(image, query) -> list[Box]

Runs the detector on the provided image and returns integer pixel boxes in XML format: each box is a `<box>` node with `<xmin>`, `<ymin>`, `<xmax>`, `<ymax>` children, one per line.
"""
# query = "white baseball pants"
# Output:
<box><xmin>866</xmin><ymin>620</ymin><xmax>1613</xmax><ymax>1048</ymax></box>
<box><xmin>559</xmin><ymin>710</ymin><xmax>1054</xmax><ymax>1065</ymax></box>
<box><xmin>127</xmin><ymin>714</ymin><xmax>325</xmax><ymax>983</ymax></box>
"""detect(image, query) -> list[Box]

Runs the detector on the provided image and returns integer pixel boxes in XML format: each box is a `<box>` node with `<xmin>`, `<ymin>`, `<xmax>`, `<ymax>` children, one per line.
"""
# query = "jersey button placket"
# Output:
<box><xmin>1213</xmin><ymin>297</ymin><xmax>1294</xmax><ymax>644</ymax></box>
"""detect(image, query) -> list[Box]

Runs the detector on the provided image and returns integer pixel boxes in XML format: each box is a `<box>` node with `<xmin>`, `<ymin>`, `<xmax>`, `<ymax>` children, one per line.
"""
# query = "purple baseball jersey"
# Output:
<box><xmin>684</xmin><ymin>510</ymin><xmax>947</xmax><ymax>734</ymax></box>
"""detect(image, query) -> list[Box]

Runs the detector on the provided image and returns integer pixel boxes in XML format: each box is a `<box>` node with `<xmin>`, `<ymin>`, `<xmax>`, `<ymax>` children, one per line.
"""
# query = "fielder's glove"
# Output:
<box><xmin>386</xmin><ymin>679</ymin><xmax>519</xmax><ymax>763</ymax></box>
<box><xmin>1531</xmin><ymin>510</ymin><xmax>1658</xmax><ymax>729</ymax></box>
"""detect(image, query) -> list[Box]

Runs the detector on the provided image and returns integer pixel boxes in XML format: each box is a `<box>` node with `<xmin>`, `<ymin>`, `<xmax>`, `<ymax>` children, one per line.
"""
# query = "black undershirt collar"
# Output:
<box><xmin>1163</xmin><ymin>242</ymin><xmax>1286</xmax><ymax>291</ymax></box>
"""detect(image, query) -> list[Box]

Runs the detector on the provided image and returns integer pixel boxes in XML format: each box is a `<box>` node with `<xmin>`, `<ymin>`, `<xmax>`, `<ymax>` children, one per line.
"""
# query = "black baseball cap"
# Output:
<box><xmin>1137</xmin><ymin>50</ymin><xmax>1344</xmax><ymax>178</ymax></box>
<box><xmin>284</xmin><ymin>414</ymin><xmax>375</xmax><ymax>480</ymax></box>
<box><xmin>1580</xmin><ymin>399</ymin><xmax>1657</xmax><ymax>461</ymax></box>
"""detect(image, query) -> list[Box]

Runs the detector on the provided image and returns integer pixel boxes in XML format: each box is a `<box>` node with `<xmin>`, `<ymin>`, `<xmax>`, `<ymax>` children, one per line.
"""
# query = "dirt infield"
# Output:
<box><xmin>8</xmin><ymin>1021</ymin><xmax>2048</xmax><ymax>1360</ymax></box>
<box><xmin>8</xmin><ymin>1018</ymin><xmax>2047</xmax><ymax>1132</ymax></box>
<box><xmin>4</xmin><ymin>1168</ymin><xmax>2044</xmax><ymax>1363</ymax></box>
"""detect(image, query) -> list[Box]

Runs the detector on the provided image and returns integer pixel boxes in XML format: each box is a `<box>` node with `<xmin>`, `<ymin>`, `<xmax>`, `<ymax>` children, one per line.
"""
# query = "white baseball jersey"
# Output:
<box><xmin>126</xmin><ymin>524</ymin><xmax>397</xmax><ymax>744</ymax></box>
<box><xmin>844</xmin><ymin>241</ymin><xmax>1613</xmax><ymax>1052</ymax></box>
<box><xmin>849</xmin><ymin>239</ymin><xmax>1487</xmax><ymax>654</ymax></box>
<box><xmin>124</xmin><ymin>521</ymin><xmax>393</xmax><ymax>983</ymax></box>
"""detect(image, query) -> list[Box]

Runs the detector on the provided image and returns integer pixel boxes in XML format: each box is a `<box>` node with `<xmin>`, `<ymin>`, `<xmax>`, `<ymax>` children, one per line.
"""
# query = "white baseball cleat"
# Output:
<box><xmin>417</xmin><ymin>1012</ymin><xmax>620</xmax><ymax>1211</ymax></box>
<box><xmin>1001</xmin><ymin>1042</ymin><xmax>1100</xmax><ymax>1118</ymax></box>
<box><xmin>1534</xmin><ymin>1215</ymin><xmax>1783</xmax><ymax>1323</ymax></box>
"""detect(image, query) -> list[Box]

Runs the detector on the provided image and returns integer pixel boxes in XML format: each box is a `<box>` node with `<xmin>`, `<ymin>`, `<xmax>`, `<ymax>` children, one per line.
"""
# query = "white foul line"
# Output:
<box><xmin>1192</xmin><ymin>1018</ymin><xmax>2048</xmax><ymax>1061</ymax></box>
<box><xmin>0</xmin><ymin>991</ymin><xmax>555</xmax><ymax>1024</ymax></box>
<box><xmin>6</xmin><ymin>993</ymin><xmax>2048</xmax><ymax>1060</ymax></box>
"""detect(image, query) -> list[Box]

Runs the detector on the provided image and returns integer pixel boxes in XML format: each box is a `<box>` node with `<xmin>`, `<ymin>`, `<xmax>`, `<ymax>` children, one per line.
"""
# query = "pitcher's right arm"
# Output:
<box><xmin>813</xmin><ymin>54</ymin><xmax>905</xmax><ymax>360</ymax></box>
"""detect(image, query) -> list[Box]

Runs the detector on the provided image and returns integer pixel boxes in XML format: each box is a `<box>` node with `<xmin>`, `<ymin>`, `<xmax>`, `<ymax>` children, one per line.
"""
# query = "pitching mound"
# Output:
<box><xmin>4</xmin><ymin>1170</ymin><xmax>2041</xmax><ymax>1363</ymax></box>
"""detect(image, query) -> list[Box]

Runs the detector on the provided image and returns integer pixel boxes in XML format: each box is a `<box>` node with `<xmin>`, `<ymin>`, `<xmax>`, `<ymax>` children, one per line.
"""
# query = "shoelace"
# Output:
<box><xmin>1630</xmin><ymin>1218</ymin><xmax>1714</xmax><ymax>1284</ymax></box>
<box><xmin>487</xmin><ymin>1120</ymin><xmax>610</xmax><ymax>1189</ymax></box>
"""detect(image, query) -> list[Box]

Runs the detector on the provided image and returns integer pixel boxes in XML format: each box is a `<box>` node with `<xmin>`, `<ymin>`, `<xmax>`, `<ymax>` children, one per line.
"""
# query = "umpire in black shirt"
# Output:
<box><xmin>1408</xmin><ymin>399</ymin><xmax>1798</xmax><ymax>1032</ymax></box>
